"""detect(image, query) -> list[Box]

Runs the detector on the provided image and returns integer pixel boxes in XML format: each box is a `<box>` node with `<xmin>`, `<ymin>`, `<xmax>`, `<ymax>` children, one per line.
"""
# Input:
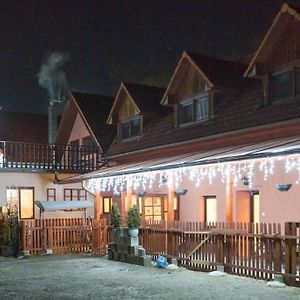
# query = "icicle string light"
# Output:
<box><xmin>85</xmin><ymin>154</ymin><xmax>300</xmax><ymax>193</ymax></box>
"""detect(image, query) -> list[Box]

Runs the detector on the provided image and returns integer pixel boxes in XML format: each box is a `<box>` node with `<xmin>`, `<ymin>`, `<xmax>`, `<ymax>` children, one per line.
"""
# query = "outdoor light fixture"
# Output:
<box><xmin>175</xmin><ymin>189</ymin><xmax>188</xmax><ymax>196</ymax></box>
<box><xmin>276</xmin><ymin>184</ymin><xmax>292</xmax><ymax>192</ymax></box>
<box><xmin>113</xmin><ymin>191</ymin><xmax>121</xmax><ymax>197</ymax></box>
<box><xmin>161</xmin><ymin>176</ymin><xmax>168</xmax><ymax>183</ymax></box>
<box><xmin>242</xmin><ymin>176</ymin><xmax>249</xmax><ymax>186</ymax></box>
<box><xmin>138</xmin><ymin>191</ymin><xmax>146</xmax><ymax>197</ymax></box>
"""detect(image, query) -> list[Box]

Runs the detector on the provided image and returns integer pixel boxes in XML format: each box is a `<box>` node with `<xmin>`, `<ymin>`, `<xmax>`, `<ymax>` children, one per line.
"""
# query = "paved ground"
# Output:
<box><xmin>0</xmin><ymin>254</ymin><xmax>300</xmax><ymax>299</ymax></box>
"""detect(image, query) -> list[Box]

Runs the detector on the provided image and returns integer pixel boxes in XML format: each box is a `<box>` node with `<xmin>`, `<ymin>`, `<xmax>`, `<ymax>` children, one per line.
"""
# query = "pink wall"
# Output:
<box><xmin>69</xmin><ymin>113</ymin><xmax>91</xmax><ymax>144</ymax></box>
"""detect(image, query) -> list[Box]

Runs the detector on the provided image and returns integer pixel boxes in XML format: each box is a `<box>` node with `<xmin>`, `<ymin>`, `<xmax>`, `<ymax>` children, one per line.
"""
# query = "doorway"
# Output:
<box><xmin>236</xmin><ymin>190</ymin><xmax>259</xmax><ymax>223</ymax></box>
<box><xmin>204</xmin><ymin>196</ymin><xmax>217</xmax><ymax>223</ymax></box>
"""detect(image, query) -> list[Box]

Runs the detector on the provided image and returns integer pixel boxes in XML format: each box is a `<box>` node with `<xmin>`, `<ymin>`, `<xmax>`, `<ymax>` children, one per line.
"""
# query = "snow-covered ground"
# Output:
<box><xmin>0</xmin><ymin>255</ymin><xmax>299</xmax><ymax>299</ymax></box>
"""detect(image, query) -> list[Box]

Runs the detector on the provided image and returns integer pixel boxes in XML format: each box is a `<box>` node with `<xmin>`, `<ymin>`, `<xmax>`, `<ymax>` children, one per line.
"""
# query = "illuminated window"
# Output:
<box><xmin>7</xmin><ymin>187</ymin><xmax>35</xmax><ymax>219</ymax></box>
<box><xmin>103</xmin><ymin>197</ymin><xmax>112</xmax><ymax>214</ymax></box>
<box><xmin>143</xmin><ymin>196</ymin><xmax>164</xmax><ymax>221</ymax></box>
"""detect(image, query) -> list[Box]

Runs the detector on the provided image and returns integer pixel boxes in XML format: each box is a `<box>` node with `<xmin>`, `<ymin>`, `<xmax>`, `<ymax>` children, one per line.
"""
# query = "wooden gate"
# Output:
<box><xmin>21</xmin><ymin>218</ymin><xmax>108</xmax><ymax>255</ymax></box>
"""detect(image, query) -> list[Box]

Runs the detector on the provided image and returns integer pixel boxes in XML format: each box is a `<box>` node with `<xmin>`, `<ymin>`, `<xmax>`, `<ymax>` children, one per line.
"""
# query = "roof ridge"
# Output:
<box><xmin>185</xmin><ymin>51</ymin><xmax>247</xmax><ymax>67</ymax></box>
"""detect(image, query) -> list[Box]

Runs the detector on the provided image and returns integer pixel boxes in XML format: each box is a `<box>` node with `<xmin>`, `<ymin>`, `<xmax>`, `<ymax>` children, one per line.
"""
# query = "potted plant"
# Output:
<box><xmin>1</xmin><ymin>204</ymin><xmax>20</xmax><ymax>257</ymax></box>
<box><xmin>110</xmin><ymin>203</ymin><xmax>121</xmax><ymax>234</ymax></box>
<box><xmin>126</xmin><ymin>204</ymin><xmax>140</xmax><ymax>238</ymax></box>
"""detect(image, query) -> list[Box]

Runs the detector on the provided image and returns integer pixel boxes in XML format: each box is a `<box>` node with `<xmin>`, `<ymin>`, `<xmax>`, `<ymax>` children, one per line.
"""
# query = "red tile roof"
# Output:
<box><xmin>72</xmin><ymin>92</ymin><xmax>116</xmax><ymax>152</ymax></box>
<box><xmin>105</xmin><ymin>88</ymin><xmax>300</xmax><ymax>157</ymax></box>
<box><xmin>123</xmin><ymin>82</ymin><xmax>166</xmax><ymax>113</ymax></box>
<box><xmin>187</xmin><ymin>52</ymin><xmax>255</xmax><ymax>90</ymax></box>
<box><xmin>0</xmin><ymin>111</ymin><xmax>48</xmax><ymax>144</ymax></box>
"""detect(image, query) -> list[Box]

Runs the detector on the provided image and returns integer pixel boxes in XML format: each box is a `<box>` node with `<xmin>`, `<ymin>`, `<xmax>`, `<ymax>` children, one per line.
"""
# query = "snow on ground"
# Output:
<box><xmin>0</xmin><ymin>254</ymin><xmax>300</xmax><ymax>300</ymax></box>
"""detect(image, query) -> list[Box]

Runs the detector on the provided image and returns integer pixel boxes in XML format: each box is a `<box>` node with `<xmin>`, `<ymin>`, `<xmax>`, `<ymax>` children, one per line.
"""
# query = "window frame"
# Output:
<box><xmin>178</xmin><ymin>93</ymin><xmax>209</xmax><ymax>126</ymax></box>
<box><xmin>19</xmin><ymin>187</ymin><xmax>35</xmax><ymax>220</ymax></box>
<box><xmin>103</xmin><ymin>197</ymin><xmax>113</xmax><ymax>214</ymax></box>
<box><xmin>271</xmin><ymin>65</ymin><xmax>300</xmax><ymax>104</ymax></box>
<box><xmin>64</xmin><ymin>189</ymin><xmax>87</xmax><ymax>201</ymax></box>
<box><xmin>204</xmin><ymin>195</ymin><xmax>217</xmax><ymax>223</ymax></box>
<box><xmin>119</xmin><ymin>115</ymin><xmax>141</xmax><ymax>141</ymax></box>
<box><xmin>47</xmin><ymin>188</ymin><xmax>56</xmax><ymax>201</ymax></box>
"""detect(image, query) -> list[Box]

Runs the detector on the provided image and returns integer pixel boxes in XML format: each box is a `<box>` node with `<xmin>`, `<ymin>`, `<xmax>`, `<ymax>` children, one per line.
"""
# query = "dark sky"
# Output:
<box><xmin>0</xmin><ymin>0</ymin><xmax>299</xmax><ymax>115</ymax></box>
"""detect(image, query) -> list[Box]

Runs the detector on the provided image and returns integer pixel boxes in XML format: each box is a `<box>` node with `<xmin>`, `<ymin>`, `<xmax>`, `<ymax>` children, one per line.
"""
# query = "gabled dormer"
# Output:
<box><xmin>107</xmin><ymin>82</ymin><xmax>165</xmax><ymax>143</ymax></box>
<box><xmin>56</xmin><ymin>92</ymin><xmax>115</xmax><ymax>154</ymax></box>
<box><xmin>245</xmin><ymin>3</ymin><xmax>300</xmax><ymax>105</ymax></box>
<box><xmin>161</xmin><ymin>51</ymin><xmax>250</xmax><ymax>127</ymax></box>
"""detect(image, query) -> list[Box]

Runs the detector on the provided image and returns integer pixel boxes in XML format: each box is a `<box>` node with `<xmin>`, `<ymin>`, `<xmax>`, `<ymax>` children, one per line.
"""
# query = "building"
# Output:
<box><xmin>76</xmin><ymin>3</ymin><xmax>300</xmax><ymax>226</ymax></box>
<box><xmin>0</xmin><ymin>91</ymin><xmax>114</xmax><ymax>220</ymax></box>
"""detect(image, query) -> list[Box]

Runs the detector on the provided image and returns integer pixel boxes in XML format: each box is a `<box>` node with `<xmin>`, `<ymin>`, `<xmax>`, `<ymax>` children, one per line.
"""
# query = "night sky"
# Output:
<box><xmin>1</xmin><ymin>0</ymin><xmax>299</xmax><ymax>115</ymax></box>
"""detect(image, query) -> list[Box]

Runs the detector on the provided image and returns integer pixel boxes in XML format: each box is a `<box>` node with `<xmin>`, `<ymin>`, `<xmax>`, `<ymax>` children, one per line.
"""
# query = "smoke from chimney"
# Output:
<box><xmin>37</xmin><ymin>52</ymin><xmax>69</xmax><ymax>99</ymax></box>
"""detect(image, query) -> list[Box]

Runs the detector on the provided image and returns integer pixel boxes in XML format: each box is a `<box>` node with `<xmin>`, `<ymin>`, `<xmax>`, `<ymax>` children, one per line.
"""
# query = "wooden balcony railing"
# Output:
<box><xmin>0</xmin><ymin>141</ymin><xmax>102</xmax><ymax>172</ymax></box>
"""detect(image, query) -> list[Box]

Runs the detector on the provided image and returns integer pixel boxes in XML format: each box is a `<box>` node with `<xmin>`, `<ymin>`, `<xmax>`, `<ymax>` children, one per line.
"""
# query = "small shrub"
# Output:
<box><xmin>127</xmin><ymin>205</ymin><xmax>140</xmax><ymax>229</ymax></box>
<box><xmin>110</xmin><ymin>203</ymin><xmax>121</xmax><ymax>227</ymax></box>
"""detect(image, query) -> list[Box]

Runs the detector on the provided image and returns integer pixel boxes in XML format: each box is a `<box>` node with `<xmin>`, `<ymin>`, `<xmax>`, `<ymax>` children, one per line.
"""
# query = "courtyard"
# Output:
<box><xmin>0</xmin><ymin>255</ymin><xmax>300</xmax><ymax>299</ymax></box>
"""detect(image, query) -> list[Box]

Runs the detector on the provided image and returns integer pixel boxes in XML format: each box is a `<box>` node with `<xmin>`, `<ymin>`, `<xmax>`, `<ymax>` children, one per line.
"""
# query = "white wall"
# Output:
<box><xmin>0</xmin><ymin>172</ymin><xmax>94</xmax><ymax>219</ymax></box>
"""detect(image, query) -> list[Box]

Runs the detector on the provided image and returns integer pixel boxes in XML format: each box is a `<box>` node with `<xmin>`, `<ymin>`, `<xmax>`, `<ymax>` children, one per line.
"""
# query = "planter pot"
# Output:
<box><xmin>1</xmin><ymin>245</ymin><xmax>17</xmax><ymax>257</ymax></box>
<box><xmin>276</xmin><ymin>184</ymin><xmax>292</xmax><ymax>192</ymax></box>
<box><xmin>128</xmin><ymin>228</ymin><xmax>139</xmax><ymax>238</ymax></box>
<box><xmin>112</xmin><ymin>227</ymin><xmax>121</xmax><ymax>235</ymax></box>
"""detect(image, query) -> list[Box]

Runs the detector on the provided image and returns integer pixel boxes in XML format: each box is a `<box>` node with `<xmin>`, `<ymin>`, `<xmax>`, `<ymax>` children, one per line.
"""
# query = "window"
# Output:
<box><xmin>70</xmin><ymin>139</ymin><xmax>80</xmax><ymax>166</ymax></box>
<box><xmin>272</xmin><ymin>70</ymin><xmax>293</xmax><ymax>102</ymax></box>
<box><xmin>120</xmin><ymin>116</ymin><xmax>141</xmax><ymax>141</ymax></box>
<box><xmin>64</xmin><ymin>189</ymin><xmax>87</xmax><ymax>201</ymax></box>
<box><xmin>179</xmin><ymin>95</ymin><xmax>208</xmax><ymax>125</ymax></box>
<box><xmin>82</xmin><ymin>136</ymin><xmax>96</xmax><ymax>147</ymax></box>
<box><xmin>103</xmin><ymin>197</ymin><xmax>112</xmax><ymax>214</ymax></box>
<box><xmin>6</xmin><ymin>187</ymin><xmax>34</xmax><ymax>219</ymax></box>
<box><xmin>47</xmin><ymin>188</ymin><xmax>56</xmax><ymax>201</ymax></box>
<box><xmin>143</xmin><ymin>196</ymin><xmax>163</xmax><ymax>221</ymax></box>
<box><xmin>271</xmin><ymin>67</ymin><xmax>300</xmax><ymax>103</ymax></box>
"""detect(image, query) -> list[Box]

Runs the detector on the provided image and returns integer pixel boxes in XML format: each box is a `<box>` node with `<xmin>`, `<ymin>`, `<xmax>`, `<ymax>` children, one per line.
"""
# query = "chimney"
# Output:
<box><xmin>48</xmin><ymin>87</ymin><xmax>67</xmax><ymax>144</ymax></box>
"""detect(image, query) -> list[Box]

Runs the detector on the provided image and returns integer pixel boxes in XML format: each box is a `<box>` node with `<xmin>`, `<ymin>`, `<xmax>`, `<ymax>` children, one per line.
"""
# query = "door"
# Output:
<box><xmin>250</xmin><ymin>191</ymin><xmax>260</xmax><ymax>224</ymax></box>
<box><xmin>143</xmin><ymin>195</ymin><xmax>164</xmax><ymax>221</ymax></box>
<box><xmin>204</xmin><ymin>196</ymin><xmax>217</xmax><ymax>223</ymax></box>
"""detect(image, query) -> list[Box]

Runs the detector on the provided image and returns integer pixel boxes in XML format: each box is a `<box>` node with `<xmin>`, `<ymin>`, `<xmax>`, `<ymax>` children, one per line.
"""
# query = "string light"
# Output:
<box><xmin>85</xmin><ymin>154</ymin><xmax>300</xmax><ymax>194</ymax></box>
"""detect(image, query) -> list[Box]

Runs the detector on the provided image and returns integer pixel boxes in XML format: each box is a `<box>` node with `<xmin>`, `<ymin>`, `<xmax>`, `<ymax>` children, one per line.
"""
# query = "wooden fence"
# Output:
<box><xmin>19</xmin><ymin>219</ymin><xmax>300</xmax><ymax>287</ymax></box>
<box><xmin>21</xmin><ymin>218</ymin><xmax>108</xmax><ymax>255</ymax></box>
<box><xmin>139</xmin><ymin>220</ymin><xmax>300</xmax><ymax>287</ymax></box>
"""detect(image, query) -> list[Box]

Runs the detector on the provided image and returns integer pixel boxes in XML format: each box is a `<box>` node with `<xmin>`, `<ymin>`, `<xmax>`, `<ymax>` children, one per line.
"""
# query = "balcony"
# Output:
<box><xmin>0</xmin><ymin>141</ymin><xmax>102</xmax><ymax>173</ymax></box>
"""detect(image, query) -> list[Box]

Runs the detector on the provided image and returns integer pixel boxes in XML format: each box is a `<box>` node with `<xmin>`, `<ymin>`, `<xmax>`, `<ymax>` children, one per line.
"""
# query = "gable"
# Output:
<box><xmin>118</xmin><ymin>91</ymin><xmax>139</xmax><ymax>121</ymax></box>
<box><xmin>161</xmin><ymin>54</ymin><xmax>211</xmax><ymax>105</ymax></box>
<box><xmin>176</xmin><ymin>63</ymin><xmax>207</xmax><ymax>102</ymax></box>
<box><xmin>107</xmin><ymin>85</ymin><xmax>140</xmax><ymax>125</ymax></box>
<box><xmin>245</xmin><ymin>4</ymin><xmax>300</xmax><ymax>77</ymax></box>
<box><xmin>68</xmin><ymin>113</ymin><xmax>91</xmax><ymax>143</ymax></box>
<box><xmin>266</xmin><ymin>21</ymin><xmax>300</xmax><ymax>72</ymax></box>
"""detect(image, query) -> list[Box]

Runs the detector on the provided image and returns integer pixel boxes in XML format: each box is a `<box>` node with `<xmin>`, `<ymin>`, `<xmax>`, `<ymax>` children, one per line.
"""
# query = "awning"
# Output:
<box><xmin>35</xmin><ymin>200</ymin><xmax>93</xmax><ymax>212</ymax></box>
<box><xmin>59</xmin><ymin>135</ymin><xmax>300</xmax><ymax>183</ymax></box>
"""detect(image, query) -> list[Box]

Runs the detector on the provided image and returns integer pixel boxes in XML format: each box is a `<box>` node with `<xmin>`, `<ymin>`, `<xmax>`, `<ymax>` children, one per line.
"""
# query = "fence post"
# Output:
<box><xmin>21</xmin><ymin>220</ymin><xmax>30</xmax><ymax>256</ymax></box>
<box><xmin>284</xmin><ymin>222</ymin><xmax>296</xmax><ymax>286</ymax></box>
<box><xmin>47</xmin><ymin>224</ymin><xmax>53</xmax><ymax>255</ymax></box>
<box><xmin>216</xmin><ymin>234</ymin><xmax>225</xmax><ymax>272</ymax></box>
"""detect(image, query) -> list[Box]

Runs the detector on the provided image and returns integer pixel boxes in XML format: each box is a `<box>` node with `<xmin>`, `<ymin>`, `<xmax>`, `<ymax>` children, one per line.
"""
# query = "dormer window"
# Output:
<box><xmin>272</xmin><ymin>70</ymin><xmax>293</xmax><ymax>102</ymax></box>
<box><xmin>120</xmin><ymin>116</ymin><xmax>141</xmax><ymax>141</ymax></box>
<box><xmin>179</xmin><ymin>94</ymin><xmax>208</xmax><ymax>125</ymax></box>
<box><xmin>271</xmin><ymin>68</ymin><xmax>300</xmax><ymax>103</ymax></box>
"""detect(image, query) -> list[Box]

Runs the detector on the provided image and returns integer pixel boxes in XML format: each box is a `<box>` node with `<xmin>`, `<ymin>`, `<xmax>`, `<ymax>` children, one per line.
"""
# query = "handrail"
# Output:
<box><xmin>0</xmin><ymin>140</ymin><xmax>102</xmax><ymax>172</ymax></box>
